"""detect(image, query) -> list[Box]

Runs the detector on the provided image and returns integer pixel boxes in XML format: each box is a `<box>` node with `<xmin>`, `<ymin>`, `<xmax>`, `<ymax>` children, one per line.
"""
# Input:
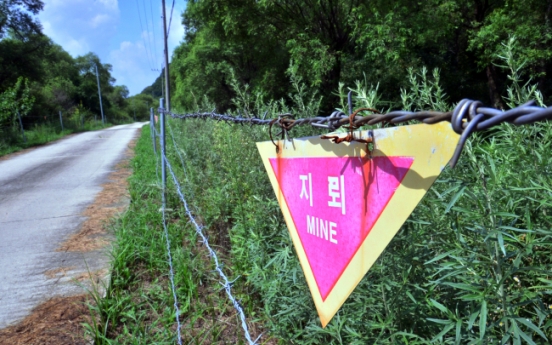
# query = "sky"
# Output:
<box><xmin>38</xmin><ymin>0</ymin><xmax>187</xmax><ymax>96</ymax></box>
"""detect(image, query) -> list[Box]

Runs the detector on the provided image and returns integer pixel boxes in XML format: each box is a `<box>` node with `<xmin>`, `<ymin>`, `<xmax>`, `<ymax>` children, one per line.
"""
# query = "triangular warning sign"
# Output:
<box><xmin>269</xmin><ymin>156</ymin><xmax>414</xmax><ymax>301</ymax></box>
<box><xmin>256</xmin><ymin>122</ymin><xmax>459</xmax><ymax>327</ymax></box>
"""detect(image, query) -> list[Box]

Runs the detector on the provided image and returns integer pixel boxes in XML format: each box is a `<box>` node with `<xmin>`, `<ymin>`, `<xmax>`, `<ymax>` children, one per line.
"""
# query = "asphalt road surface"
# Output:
<box><xmin>0</xmin><ymin>122</ymin><xmax>146</xmax><ymax>328</ymax></box>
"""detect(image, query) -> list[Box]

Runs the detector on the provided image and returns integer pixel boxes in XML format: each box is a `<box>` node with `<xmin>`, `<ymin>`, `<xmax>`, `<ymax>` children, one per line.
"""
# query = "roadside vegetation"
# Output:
<box><xmin>84</xmin><ymin>124</ymin><xmax>271</xmax><ymax>344</ymax></box>
<box><xmin>90</xmin><ymin>36</ymin><xmax>552</xmax><ymax>343</ymax></box>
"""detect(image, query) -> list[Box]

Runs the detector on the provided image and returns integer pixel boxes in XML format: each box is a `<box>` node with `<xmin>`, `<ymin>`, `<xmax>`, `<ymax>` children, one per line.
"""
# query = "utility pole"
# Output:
<box><xmin>161</xmin><ymin>0</ymin><xmax>170</xmax><ymax>112</ymax></box>
<box><xmin>93</xmin><ymin>62</ymin><xmax>105</xmax><ymax>125</ymax></box>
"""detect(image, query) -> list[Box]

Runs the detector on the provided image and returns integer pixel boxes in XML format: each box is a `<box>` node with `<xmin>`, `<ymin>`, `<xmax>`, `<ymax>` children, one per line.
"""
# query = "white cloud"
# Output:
<box><xmin>97</xmin><ymin>0</ymin><xmax>118</xmax><ymax>12</ymax></box>
<box><xmin>90</xmin><ymin>14</ymin><xmax>111</xmax><ymax>28</ymax></box>
<box><xmin>39</xmin><ymin>0</ymin><xmax>120</xmax><ymax>57</ymax></box>
<box><xmin>109</xmin><ymin>40</ymin><xmax>159</xmax><ymax>95</ymax></box>
<box><xmin>168</xmin><ymin>16</ymin><xmax>184</xmax><ymax>61</ymax></box>
<box><xmin>65</xmin><ymin>38</ymin><xmax>90</xmax><ymax>56</ymax></box>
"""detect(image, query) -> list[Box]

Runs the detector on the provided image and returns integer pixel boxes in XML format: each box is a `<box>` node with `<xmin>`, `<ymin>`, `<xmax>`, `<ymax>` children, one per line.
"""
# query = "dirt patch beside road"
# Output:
<box><xmin>0</xmin><ymin>295</ymin><xmax>91</xmax><ymax>345</ymax></box>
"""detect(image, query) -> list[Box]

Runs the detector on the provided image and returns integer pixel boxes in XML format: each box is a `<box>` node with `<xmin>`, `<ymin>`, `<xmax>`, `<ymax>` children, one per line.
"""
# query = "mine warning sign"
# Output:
<box><xmin>256</xmin><ymin>122</ymin><xmax>460</xmax><ymax>327</ymax></box>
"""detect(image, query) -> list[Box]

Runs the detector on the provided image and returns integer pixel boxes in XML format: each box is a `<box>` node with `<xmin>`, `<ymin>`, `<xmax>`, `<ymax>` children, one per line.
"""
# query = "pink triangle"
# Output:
<box><xmin>270</xmin><ymin>156</ymin><xmax>414</xmax><ymax>300</ymax></box>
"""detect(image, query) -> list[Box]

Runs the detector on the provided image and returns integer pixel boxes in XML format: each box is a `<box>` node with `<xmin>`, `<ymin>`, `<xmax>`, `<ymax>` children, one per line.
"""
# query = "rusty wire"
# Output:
<box><xmin>161</xmin><ymin>98</ymin><xmax>552</xmax><ymax>168</ymax></box>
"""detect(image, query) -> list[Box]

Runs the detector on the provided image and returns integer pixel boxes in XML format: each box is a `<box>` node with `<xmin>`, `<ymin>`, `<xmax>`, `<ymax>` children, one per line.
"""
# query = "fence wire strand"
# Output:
<box><xmin>157</xmin><ymin>118</ymin><xmax>184</xmax><ymax>345</ymax></box>
<box><xmin>166</xmin><ymin>119</ymin><xmax>194</xmax><ymax>199</ymax></box>
<box><xmin>161</xmin><ymin>201</ymin><xmax>184</xmax><ymax>345</ymax></box>
<box><xmin>162</xmin><ymin>98</ymin><xmax>552</xmax><ymax>168</ymax></box>
<box><xmin>151</xmin><ymin>124</ymin><xmax>161</xmax><ymax>181</ymax></box>
<box><xmin>163</xmin><ymin>151</ymin><xmax>258</xmax><ymax>345</ymax></box>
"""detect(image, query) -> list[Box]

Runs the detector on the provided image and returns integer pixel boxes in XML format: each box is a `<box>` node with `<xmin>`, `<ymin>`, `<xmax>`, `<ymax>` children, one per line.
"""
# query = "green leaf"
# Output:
<box><xmin>479</xmin><ymin>300</ymin><xmax>487</xmax><ymax>340</ymax></box>
<box><xmin>446</xmin><ymin>185</ymin><xmax>466</xmax><ymax>213</ymax></box>
<box><xmin>431</xmin><ymin>322</ymin><xmax>455</xmax><ymax>342</ymax></box>
<box><xmin>424</xmin><ymin>251</ymin><xmax>454</xmax><ymax>265</ymax></box>
<box><xmin>517</xmin><ymin>327</ymin><xmax>537</xmax><ymax>345</ymax></box>
<box><xmin>441</xmin><ymin>282</ymin><xmax>482</xmax><ymax>293</ymax></box>
<box><xmin>487</xmin><ymin>156</ymin><xmax>497</xmax><ymax>182</ymax></box>
<box><xmin>427</xmin><ymin>318</ymin><xmax>452</xmax><ymax>325</ymax></box>
<box><xmin>406</xmin><ymin>291</ymin><xmax>417</xmax><ymax>304</ymax></box>
<box><xmin>468</xmin><ymin>310</ymin><xmax>480</xmax><ymax>330</ymax></box>
<box><xmin>429</xmin><ymin>298</ymin><xmax>450</xmax><ymax>314</ymax></box>
<box><xmin>455</xmin><ymin>319</ymin><xmax>462</xmax><ymax>345</ymax></box>
<box><xmin>499</xmin><ymin>226</ymin><xmax>533</xmax><ymax>233</ymax></box>
<box><xmin>515</xmin><ymin>318</ymin><xmax>548</xmax><ymax>340</ymax></box>
<box><xmin>498</xmin><ymin>232</ymin><xmax>506</xmax><ymax>256</ymax></box>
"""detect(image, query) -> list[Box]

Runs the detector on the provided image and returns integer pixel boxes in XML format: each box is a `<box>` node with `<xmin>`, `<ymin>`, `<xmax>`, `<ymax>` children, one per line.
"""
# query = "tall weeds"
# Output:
<box><xmin>167</xmin><ymin>48</ymin><xmax>551</xmax><ymax>343</ymax></box>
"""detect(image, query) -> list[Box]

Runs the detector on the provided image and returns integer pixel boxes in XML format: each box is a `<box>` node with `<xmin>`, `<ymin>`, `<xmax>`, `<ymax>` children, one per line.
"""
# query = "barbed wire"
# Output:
<box><xmin>161</xmin><ymin>198</ymin><xmax>184</xmax><ymax>345</ymax></box>
<box><xmin>163</xmin><ymin>146</ymin><xmax>259</xmax><ymax>345</ymax></box>
<box><xmin>161</xmin><ymin>99</ymin><xmax>552</xmax><ymax>168</ymax></box>
<box><xmin>166</xmin><ymin>118</ymin><xmax>195</xmax><ymax>199</ymax></box>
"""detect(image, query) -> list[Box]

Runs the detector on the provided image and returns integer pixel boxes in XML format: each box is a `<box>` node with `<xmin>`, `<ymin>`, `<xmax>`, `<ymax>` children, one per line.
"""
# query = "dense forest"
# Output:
<box><xmin>0</xmin><ymin>0</ymin><xmax>144</xmax><ymax>134</ymax></box>
<box><xmin>164</xmin><ymin>0</ymin><xmax>551</xmax><ymax>114</ymax></box>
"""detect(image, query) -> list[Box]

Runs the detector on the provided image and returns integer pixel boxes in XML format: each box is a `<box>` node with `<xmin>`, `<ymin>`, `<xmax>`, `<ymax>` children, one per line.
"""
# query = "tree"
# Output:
<box><xmin>259</xmin><ymin>0</ymin><xmax>367</xmax><ymax>111</ymax></box>
<box><xmin>468</xmin><ymin>0</ymin><xmax>552</xmax><ymax>98</ymax></box>
<box><xmin>128</xmin><ymin>93</ymin><xmax>155</xmax><ymax>121</ymax></box>
<box><xmin>168</xmin><ymin>0</ymin><xmax>551</xmax><ymax>113</ymax></box>
<box><xmin>74</xmin><ymin>53</ymin><xmax>116</xmax><ymax>118</ymax></box>
<box><xmin>173</xmin><ymin>0</ymin><xmax>289</xmax><ymax>111</ymax></box>
<box><xmin>0</xmin><ymin>76</ymin><xmax>34</xmax><ymax>125</ymax></box>
<box><xmin>0</xmin><ymin>0</ymin><xmax>44</xmax><ymax>40</ymax></box>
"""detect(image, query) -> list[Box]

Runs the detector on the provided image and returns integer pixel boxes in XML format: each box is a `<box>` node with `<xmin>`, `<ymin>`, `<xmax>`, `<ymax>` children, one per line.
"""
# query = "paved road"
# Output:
<box><xmin>0</xmin><ymin>122</ymin><xmax>146</xmax><ymax>328</ymax></box>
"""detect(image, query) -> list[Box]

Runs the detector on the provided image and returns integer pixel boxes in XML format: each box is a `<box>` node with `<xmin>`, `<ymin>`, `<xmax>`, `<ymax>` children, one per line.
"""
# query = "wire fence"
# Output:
<box><xmin>153</xmin><ymin>107</ymin><xmax>258</xmax><ymax>344</ymax></box>
<box><xmin>161</xmin><ymin>98</ymin><xmax>552</xmax><ymax>168</ymax></box>
<box><xmin>152</xmin><ymin>96</ymin><xmax>551</xmax><ymax>343</ymax></box>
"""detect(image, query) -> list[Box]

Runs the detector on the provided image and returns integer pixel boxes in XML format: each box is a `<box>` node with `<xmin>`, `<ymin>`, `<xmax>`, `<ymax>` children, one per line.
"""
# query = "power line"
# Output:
<box><xmin>135</xmin><ymin>0</ymin><xmax>155</xmax><ymax>70</ymax></box>
<box><xmin>167</xmin><ymin>0</ymin><xmax>176</xmax><ymax>38</ymax></box>
<box><xmin>149</xmin><ymin>0</ymin><xmax>161</xmax><ymax>69</ymax></box>
<box><xmin>142</xmin><ymin>0</ymin><xmax>157</xmax><ymax>66</ymax></box>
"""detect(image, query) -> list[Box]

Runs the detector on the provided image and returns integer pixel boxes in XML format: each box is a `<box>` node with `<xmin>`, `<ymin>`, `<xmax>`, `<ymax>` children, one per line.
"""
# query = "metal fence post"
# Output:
<box><xmin>16</xmin><ymin>111</ymin><xmax>26</xmax><ymax>143</ymax></box>
<box><xmin>160</xmin><ymin>98</ymin><xmax>166</xmax><ymax>207</ymax></box>
<box><xmin>150</xmin><ymin>107</ymin><xmax>157</xmax><ymax>154</ymax></box>
<box><xmin>59</xmin><ymin>111</ymin><xmax>64</xmax><ymax>132</ymax></box>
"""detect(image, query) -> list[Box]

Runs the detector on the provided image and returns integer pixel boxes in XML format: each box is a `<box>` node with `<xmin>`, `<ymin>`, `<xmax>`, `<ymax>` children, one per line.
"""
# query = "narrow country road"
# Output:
<box><xmin>0</xmin><ymin>122</ymin><xmax>146</xmax><ymax>328</ymax></box>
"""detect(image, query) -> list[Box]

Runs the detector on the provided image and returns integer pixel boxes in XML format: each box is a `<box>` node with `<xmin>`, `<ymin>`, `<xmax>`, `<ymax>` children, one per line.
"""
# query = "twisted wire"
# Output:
<box><xmin>166</xmin><ymin>118</ymin><xmax>194</xmax><ymax>199</ymax></box>
<box><xmin>162</xmin><ymin>99</ymin><xmax>552</xmax><ymax>168</ymax></box>
<box><xmin>164</xmin><ymin>154</ymin><xmax>258</xmax><ymax>345</ymax></box>
<box><xmin>161</xmin><ymin>195</ymin><xmax>183</xmax><ymax>345</ymax></box>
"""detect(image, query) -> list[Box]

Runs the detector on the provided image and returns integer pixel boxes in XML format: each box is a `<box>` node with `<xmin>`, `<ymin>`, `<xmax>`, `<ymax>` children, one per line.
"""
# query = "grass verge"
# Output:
<box><xmin>0</xmin><ymin>121</ymin><xmax>113</xmax><ymax>157</ymax></box>
<box><xmin>86</xmin><ymin>125</ymin><xmax>272</xmax><ymax>344</ymax></box>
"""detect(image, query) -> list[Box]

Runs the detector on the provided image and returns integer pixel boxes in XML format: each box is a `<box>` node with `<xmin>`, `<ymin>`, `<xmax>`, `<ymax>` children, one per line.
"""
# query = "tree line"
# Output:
<box><xmin>0</xmin><ymin>0</ymin><xmax>142</xmax><ymax>129</ymax></box>
<box><xmin>165</xmin><ymin>0</ymin><xmax>551</xmax><ymax>114</ymax></box>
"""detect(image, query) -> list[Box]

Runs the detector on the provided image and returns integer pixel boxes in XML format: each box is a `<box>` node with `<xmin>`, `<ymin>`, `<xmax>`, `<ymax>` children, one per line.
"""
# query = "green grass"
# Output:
<box><xmin>0</xmin><ymin>120</ymin><xmax>110</xmax><ymax>156</ymax></box>
<box><xmin>85</xmin><ymin>125</ymin><xmax>271</xmax><ymax>344</ymax></box>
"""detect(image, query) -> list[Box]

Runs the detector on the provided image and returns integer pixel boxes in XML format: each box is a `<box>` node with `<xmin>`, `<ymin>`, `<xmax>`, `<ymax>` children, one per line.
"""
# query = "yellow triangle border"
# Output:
<box><xmin>256</xmin><ymin>122</ymin><xmax>459</xmax><ymax>327</ymax></box>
